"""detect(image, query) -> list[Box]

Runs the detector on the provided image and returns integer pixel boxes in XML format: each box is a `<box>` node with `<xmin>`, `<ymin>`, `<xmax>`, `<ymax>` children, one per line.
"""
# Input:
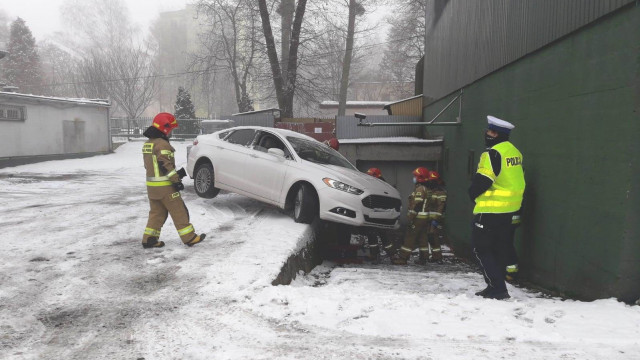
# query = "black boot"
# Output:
<box><xmin>366</xmin><ymin>246</ymin><xmax>381</xmax><ymax>264</ymax></box>
<box><xmin>142</xmin><ymin>237</ymin><xmax>165</xmax><ymax>249</ymax></box>
<box><xmin>414</xmin><ymin>252</ymin><xmax>427</xmax><ymax>265</ymax></box>
<box><xmin>475</xmin><ymin>286</ymin><xmax>491</xmax><ymax>296</ymax></box>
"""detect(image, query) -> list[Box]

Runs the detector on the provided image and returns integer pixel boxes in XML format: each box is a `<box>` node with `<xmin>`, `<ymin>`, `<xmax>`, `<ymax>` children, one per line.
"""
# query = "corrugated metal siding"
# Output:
<box><xmin>336</xmin><ymin>115</ymin><xmax>423</xmax><ymax>139</ymax></box>
<box><xmin>423</xmin><ymin>0</ymin><xmax>634</xmax><ymax>99</ymax></box>
<box><xmin>230</xmin><ymin>113</ymin><xmax>274</xmax><ymax>127</ymax></box>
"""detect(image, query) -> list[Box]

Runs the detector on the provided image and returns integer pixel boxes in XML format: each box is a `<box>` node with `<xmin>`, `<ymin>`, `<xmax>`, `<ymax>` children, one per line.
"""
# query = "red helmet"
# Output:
<box><xmin>324</xmin><ymin>138</ymin><xmax>339</xmax><ymax>151</ymax></box>
<box><xmin>152</xmin><ymin>112</ymin><xmax>178</xmax><ymax>135</ymax></box>
<box><xmin>366</xmin><ymin>167</ymin><xmax>382</xmax><ymax>178</ymax></box>
<box><xmin>428</xmin><ymin>170</ymin><xmax>440</xmax><ymax>181</ymax></box>
<box><xmin>412</xmin><ymin>167</ymin><xmax>430</xmax><ymax>183</ymax></box>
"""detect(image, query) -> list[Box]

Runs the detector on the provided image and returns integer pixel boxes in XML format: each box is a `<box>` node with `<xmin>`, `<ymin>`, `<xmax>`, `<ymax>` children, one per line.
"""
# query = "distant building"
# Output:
<box><xmin>0</xmin><ymin>92</ymin><xmax>111</xmax><ymax>168</ymax></box>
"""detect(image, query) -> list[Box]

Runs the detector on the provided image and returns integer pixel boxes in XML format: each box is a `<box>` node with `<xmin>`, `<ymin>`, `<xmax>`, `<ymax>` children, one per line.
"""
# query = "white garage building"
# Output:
<box><xmin>0</xmin><ymin>91</ymin><xmax>111</xmax><ymax>168</ymax></box>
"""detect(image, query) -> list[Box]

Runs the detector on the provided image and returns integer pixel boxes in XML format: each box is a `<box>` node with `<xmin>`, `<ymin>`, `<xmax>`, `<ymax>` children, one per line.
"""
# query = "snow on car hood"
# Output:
<box><xmin>319</xmin><ymin>164</ymin><xmax>400</xmax><ymax>198</ymax></box>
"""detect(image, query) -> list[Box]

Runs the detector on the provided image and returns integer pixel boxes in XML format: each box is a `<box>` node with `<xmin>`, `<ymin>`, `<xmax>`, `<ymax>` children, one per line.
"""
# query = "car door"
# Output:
<box><xmin>213</xmin><ymin>128</ymin><xmax>256</xmax><ymax>190</ymax></box>
<box><xmin>245</xmin><ymin>131</ymin><xmax>291</xmax><ymax>202</ymax></box>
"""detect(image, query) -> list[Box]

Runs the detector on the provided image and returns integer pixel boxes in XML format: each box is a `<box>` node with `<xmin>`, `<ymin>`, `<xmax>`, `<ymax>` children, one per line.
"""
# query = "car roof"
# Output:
<box><xmin>228</xmin><ymin>126</ymin><xmax>317</xmax><ymax>142</ymax></box>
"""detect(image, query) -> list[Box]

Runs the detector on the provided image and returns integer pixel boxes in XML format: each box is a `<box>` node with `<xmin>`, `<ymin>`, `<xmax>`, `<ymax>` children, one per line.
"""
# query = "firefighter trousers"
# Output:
<box><xmin>399</xmin><ymin>218</ymin><xmax>441</xmax><ymax>260</ymax></box>
<box><xmin>142</xmin><ymin>188</ymin><xmax>196</xmax><ymax>244</ymax></box>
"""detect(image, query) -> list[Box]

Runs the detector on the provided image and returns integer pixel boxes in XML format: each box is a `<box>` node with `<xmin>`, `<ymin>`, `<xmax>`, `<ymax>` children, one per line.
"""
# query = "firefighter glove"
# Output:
<box><xmin>173</xmin><ymin>181</ymin><xmax>185</xmax><ymax>191</ymax></box>
<box><xmin>177</xmin><ymin>167</ymin><xmax>187</xmax><ymax>179</ymax></box>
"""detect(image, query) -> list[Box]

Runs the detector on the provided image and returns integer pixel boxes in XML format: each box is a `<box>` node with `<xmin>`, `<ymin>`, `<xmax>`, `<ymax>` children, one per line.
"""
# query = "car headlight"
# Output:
<box><xmin>322</xmin><ymin>178</ymin><xmax>364</xmax><ymax>195</ymax></box>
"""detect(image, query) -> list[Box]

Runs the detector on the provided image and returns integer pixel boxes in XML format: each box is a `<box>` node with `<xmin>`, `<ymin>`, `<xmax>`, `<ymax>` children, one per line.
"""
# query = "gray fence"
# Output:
<box><xmin>336</xmin><ymin>115</ymin><xmax>423</xmax><ymax>139</ymax></box>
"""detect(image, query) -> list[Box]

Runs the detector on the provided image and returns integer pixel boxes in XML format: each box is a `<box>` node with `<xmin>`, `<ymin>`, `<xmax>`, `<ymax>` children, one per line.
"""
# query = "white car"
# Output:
<box><xmin>186</xmin><ymin>126</ymin><xmax>401</xmax><ymax>229</ymax></box>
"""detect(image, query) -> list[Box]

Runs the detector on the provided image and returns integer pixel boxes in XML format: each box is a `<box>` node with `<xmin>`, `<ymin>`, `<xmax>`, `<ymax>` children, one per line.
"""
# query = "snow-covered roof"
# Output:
<box><xmin>232</xmin><ymin>108</ymin><xmax>280</xmax><ymax>116</ymax></box>
<box><xmin>338</xmin><ymin>136</ymin><xmax>443</xmax><ymax>144</ymax></box>
<box><xmin>201</xmin><ymin>119</ymin><xmax>234</xmax><ymax>123</ymax></box>
<box><xmin>319</xmin><ymin>101</ymin><xmax>390</xmax><ymax>108</ymax></box>
<box><xmin>0</xmin><ymin>91</ymin><xmax>110</xmax><ymax>107</ymax></box>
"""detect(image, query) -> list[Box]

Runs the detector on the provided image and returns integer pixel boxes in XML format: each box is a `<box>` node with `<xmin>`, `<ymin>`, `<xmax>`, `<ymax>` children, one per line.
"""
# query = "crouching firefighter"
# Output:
<box><xmin>141</xmin><ymin>112</ymin><xmax>206</xmax><ymax>248</ymax></box>
<box><xmin>393</xmin><ymin>167</ymin><xmax>440</xmax><ymax>265</ymax></box>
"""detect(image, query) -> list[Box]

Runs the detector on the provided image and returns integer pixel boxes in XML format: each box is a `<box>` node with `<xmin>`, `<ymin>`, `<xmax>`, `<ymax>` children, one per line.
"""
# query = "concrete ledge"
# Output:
<box><xmin>272</xmin><ymin>220</ymin><xmax>323</xmax><ymax>285</ymax></box>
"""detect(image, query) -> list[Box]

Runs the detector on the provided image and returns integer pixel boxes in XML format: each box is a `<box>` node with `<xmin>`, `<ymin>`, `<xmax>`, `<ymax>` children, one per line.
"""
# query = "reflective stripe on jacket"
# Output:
<box><xmin>143</xmin><ymin>139</ymin><xmax>179</xmax><ymax>187</ymax></box>
<box><xmin>473</xmin><ymin>141</ymin><xmax>525</xmax><ymax>214</ymax></box>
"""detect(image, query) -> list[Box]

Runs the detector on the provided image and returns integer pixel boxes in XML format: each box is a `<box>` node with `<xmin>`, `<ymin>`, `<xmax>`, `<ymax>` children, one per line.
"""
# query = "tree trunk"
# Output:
<box><xmin>338</xmin><ymin>0</ymin><xmax>359</xmax><ymax>116</ymax></box>
<box><xmin>258</xmin><ymin>0</ymin><xmax>307</xmax><ymax>118</ymax></box>
<box><xmin>278</xmin><ymin>0</ymin><xmax>295</xmax><ymax>81</ymax></box>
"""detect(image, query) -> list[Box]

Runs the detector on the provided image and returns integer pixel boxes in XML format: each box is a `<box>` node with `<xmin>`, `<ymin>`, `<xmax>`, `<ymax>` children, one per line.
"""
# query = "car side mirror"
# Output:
<box><xmin>267</xmin><ymin>148</ymin><xmax>285</xmax><ymax>157</ymax></box>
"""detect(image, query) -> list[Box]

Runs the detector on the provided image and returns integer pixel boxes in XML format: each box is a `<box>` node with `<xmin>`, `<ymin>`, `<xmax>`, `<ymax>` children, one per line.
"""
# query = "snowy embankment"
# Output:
<box><xmin>0</xmin><ymin>141</ymin><xmax>639</xmax><ymax>360</ymax></box>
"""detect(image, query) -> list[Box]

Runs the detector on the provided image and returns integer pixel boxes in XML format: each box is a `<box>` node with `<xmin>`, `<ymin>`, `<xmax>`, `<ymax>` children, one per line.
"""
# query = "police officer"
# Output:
<box><xmin>392</xmin><ymin>167</ymin><xmax>435</xmax><ymax>265</ymax></box>
<box><xmin>363</xmin><ymin>168</ymin><xmax>395</xmax><ymax>263</ymax></box>
<box><xmin>141</xmin><ymin>112</ymin><xmax>206</xmax><ymax>248</ymax></box>
<box><xmin>469</xmin><ymin>115</ymin><xmax>525</xmax><ymax>299</ymax></box>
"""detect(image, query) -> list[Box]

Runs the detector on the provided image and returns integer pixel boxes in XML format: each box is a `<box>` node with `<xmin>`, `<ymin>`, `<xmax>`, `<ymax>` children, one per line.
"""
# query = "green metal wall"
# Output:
<box><xmin>425</xmin><ymin>5</ymin><xmax>640</xmax><ymax>302</ymax></box>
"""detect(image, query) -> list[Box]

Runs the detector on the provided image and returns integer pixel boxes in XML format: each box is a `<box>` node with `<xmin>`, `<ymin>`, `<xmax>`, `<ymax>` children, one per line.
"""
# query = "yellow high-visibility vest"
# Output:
<box><xmin>473</xmin><ymin>141</ymin><xmax>525</xmax><ymax>214</ymax></box>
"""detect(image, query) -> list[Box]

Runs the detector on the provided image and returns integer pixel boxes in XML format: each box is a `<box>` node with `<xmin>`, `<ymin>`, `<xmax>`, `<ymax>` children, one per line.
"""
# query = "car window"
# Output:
<box><xmin>254</xmin><ymin>131</ymin><xmax>293</xmax><ymax>159</ymax></box>
<box><xmin>287</xmin><ymin>137</ymin><xmax>355</xmax><ymax>170</ymax></box>
<box><xmin>224</xmin><ymin>129</ymin><xmax>255</xmax><ymax>146</ymax></box>
<box><xmin>218</xmin><ymin>130</ymin><xmax>232</xmax><ymax>139</ymax></box>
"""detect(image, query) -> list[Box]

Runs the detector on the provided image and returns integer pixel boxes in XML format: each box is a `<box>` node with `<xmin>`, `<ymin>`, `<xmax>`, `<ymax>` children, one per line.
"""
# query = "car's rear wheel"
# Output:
<box><xmin>293</xmin><ymin>183</ymin><xmax>318</xmax><ymax>224</ymax></box>
<box><xmin>194</xmin><ymin>162</ymin><xmax>220</xmax><ymax>198</ymax></box>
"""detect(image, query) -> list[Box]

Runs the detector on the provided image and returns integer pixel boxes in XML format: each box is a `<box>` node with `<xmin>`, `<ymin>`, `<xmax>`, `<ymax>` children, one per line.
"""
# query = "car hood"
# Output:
<box><xmin>317</xmin><ymin>163</ymin><xmax>400</xmax><ymax>198</ymax></box>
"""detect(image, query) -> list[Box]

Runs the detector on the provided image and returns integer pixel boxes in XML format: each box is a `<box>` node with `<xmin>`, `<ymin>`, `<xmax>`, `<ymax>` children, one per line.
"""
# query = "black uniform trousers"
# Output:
<box><xmin>471</xmin><ymin>213</ymin><xmax>514</xmax><ymax>292</ymax></box>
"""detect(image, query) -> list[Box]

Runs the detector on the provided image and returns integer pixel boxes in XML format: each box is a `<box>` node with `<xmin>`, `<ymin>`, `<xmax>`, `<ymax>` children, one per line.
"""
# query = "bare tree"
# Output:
<box><xmin>258</xmin><ymin>0</ymin><xmax>307</xmax><ymax>118</ymax></box>
<box><xmin>379</xmin><ymin>0</ymin><xmax>425</xmax><ymax>98</ymax></box>
<box><xmin>56</xmin><ymin>0</ymin><xmax>159</xmax><ymax>117</ymax></box>
<box><xmin>194</xmin><ymin>0</ymin><xmax>264</xmax><ymax>113</ymax></box>
<box><xmin>59</xmin><ymin>0</ymin><xmax>135</xmax><ymax>52</ymax></box>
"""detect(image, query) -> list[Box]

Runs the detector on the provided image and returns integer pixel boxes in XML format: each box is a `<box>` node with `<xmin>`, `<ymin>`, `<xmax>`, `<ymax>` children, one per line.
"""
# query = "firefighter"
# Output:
<box><xmin>363</xmin><ymin>167</ymin><xmax>395</xmax><ymax>263</ymax></box>
<box><xmin>141</xmin><ymin>112</ymin><xmax>206</xmax><ymax>248</ymax></box>
<box><xmin>323</xmin><ymin>138</ymin><xmax>340</xmax><ymax>151</ymax></box>
<box><xmin>469</xmin><ymin>115</ymin><xmax>525</xmax><ymax>300</ymax></box>
<box><xmin>366</xmin><ymin>167</ymin><xmax>385</xmax><ymax>181</ymax></box>
<box><xmin>423</xmin><ymin>170</ymin><xmax>447</xmax><ymax>264</ymax></box>
<box><xmin>392</xmin><ymin>167</ymin><xmax>434</xmax><ymax>265</ymax></box>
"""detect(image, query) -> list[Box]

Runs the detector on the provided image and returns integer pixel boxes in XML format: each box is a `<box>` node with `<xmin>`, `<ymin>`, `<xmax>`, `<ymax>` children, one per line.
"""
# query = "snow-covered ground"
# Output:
<box><xmin>1</xmin><ymin>141</ymin><xmax>639</xmax><ymax>359</ymax></box>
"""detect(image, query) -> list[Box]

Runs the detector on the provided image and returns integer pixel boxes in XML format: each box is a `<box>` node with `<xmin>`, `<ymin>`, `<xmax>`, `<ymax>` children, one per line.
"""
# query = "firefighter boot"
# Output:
<box><xmin>186</xmin><ymin>233</ymin><xmax>206</xmax><ymax>247</ymax></box>
<box><xmin>142</xmin><ymin>237</ymin><xmax>165</xmax><ymax>249</ymax></box>
<box><xmin>505</xmin><ymin>264</ymin><xmax>519</xmax><ymax>284</ymax></box>
<box><xmin>429</xmin><ymin>248</ymin><xmax>443</xmax><ymax>264</ymax></box>
<box><xmin>414</xmin><ymin>251</ymin><xmax>428</xmax><ymax>265</ymax></box>
<box><xmin>391</xmin><ymin>253</ymin><xmax>409</xmax><ymax>265</ymax></box>
<box><xmin>366</xmin><ymin>246</ymin><xmax>381</xmax><ymax>264</ymax></box>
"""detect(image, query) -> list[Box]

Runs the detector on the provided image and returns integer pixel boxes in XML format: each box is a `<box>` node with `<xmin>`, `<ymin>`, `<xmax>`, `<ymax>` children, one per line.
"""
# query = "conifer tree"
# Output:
<box><xmin>3</xmin><ymin>18</ymin><xmax>43</xmax><ymax>94</ymax></box>
<box><xmin>174</xmin><ymin>86</ymin><xmax>197</xmax><ymax>135</ymax></box>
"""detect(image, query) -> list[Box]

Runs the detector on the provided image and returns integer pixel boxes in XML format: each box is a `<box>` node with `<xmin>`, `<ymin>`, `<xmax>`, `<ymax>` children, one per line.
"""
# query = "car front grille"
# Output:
<box><xmin>361</xmin><ymin>195</ymin><xmax>401</xmax><ymax>212</ymax></box>
<box><xmin>364</xmin><ymin>215</ymin><xmax>399</xmax><ymax>226</ymax></box>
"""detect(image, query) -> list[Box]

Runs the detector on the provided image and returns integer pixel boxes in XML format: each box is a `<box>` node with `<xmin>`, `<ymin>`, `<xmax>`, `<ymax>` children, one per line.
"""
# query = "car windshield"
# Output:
<box><xmin>287</xmin><ymin>137</ymin><xmax>355</xmax><ymax>170</ymax></box>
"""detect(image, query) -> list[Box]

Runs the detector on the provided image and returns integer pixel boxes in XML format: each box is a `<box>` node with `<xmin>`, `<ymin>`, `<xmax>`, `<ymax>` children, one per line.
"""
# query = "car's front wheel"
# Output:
<box><xmin>193</xmin><ymin>162</ymin><xmax>220</xmax><ymax>199</ymax></box>
<box><xmin>293</xmin><ymin>183</ymin><xmax>318</xmax><ymax>224</ymax></box>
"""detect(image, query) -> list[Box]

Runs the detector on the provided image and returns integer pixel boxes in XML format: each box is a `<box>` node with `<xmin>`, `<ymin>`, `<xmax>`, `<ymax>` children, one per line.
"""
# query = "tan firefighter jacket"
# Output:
<box><xmin>407</xmin><ymin>183</ymin><xmax>447</xmax><ymax>222</ymax></box>
<box><xmin>142</xmin><ymin>138</ymin><xmax>180</xmax><ymax>199</ymax></box>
